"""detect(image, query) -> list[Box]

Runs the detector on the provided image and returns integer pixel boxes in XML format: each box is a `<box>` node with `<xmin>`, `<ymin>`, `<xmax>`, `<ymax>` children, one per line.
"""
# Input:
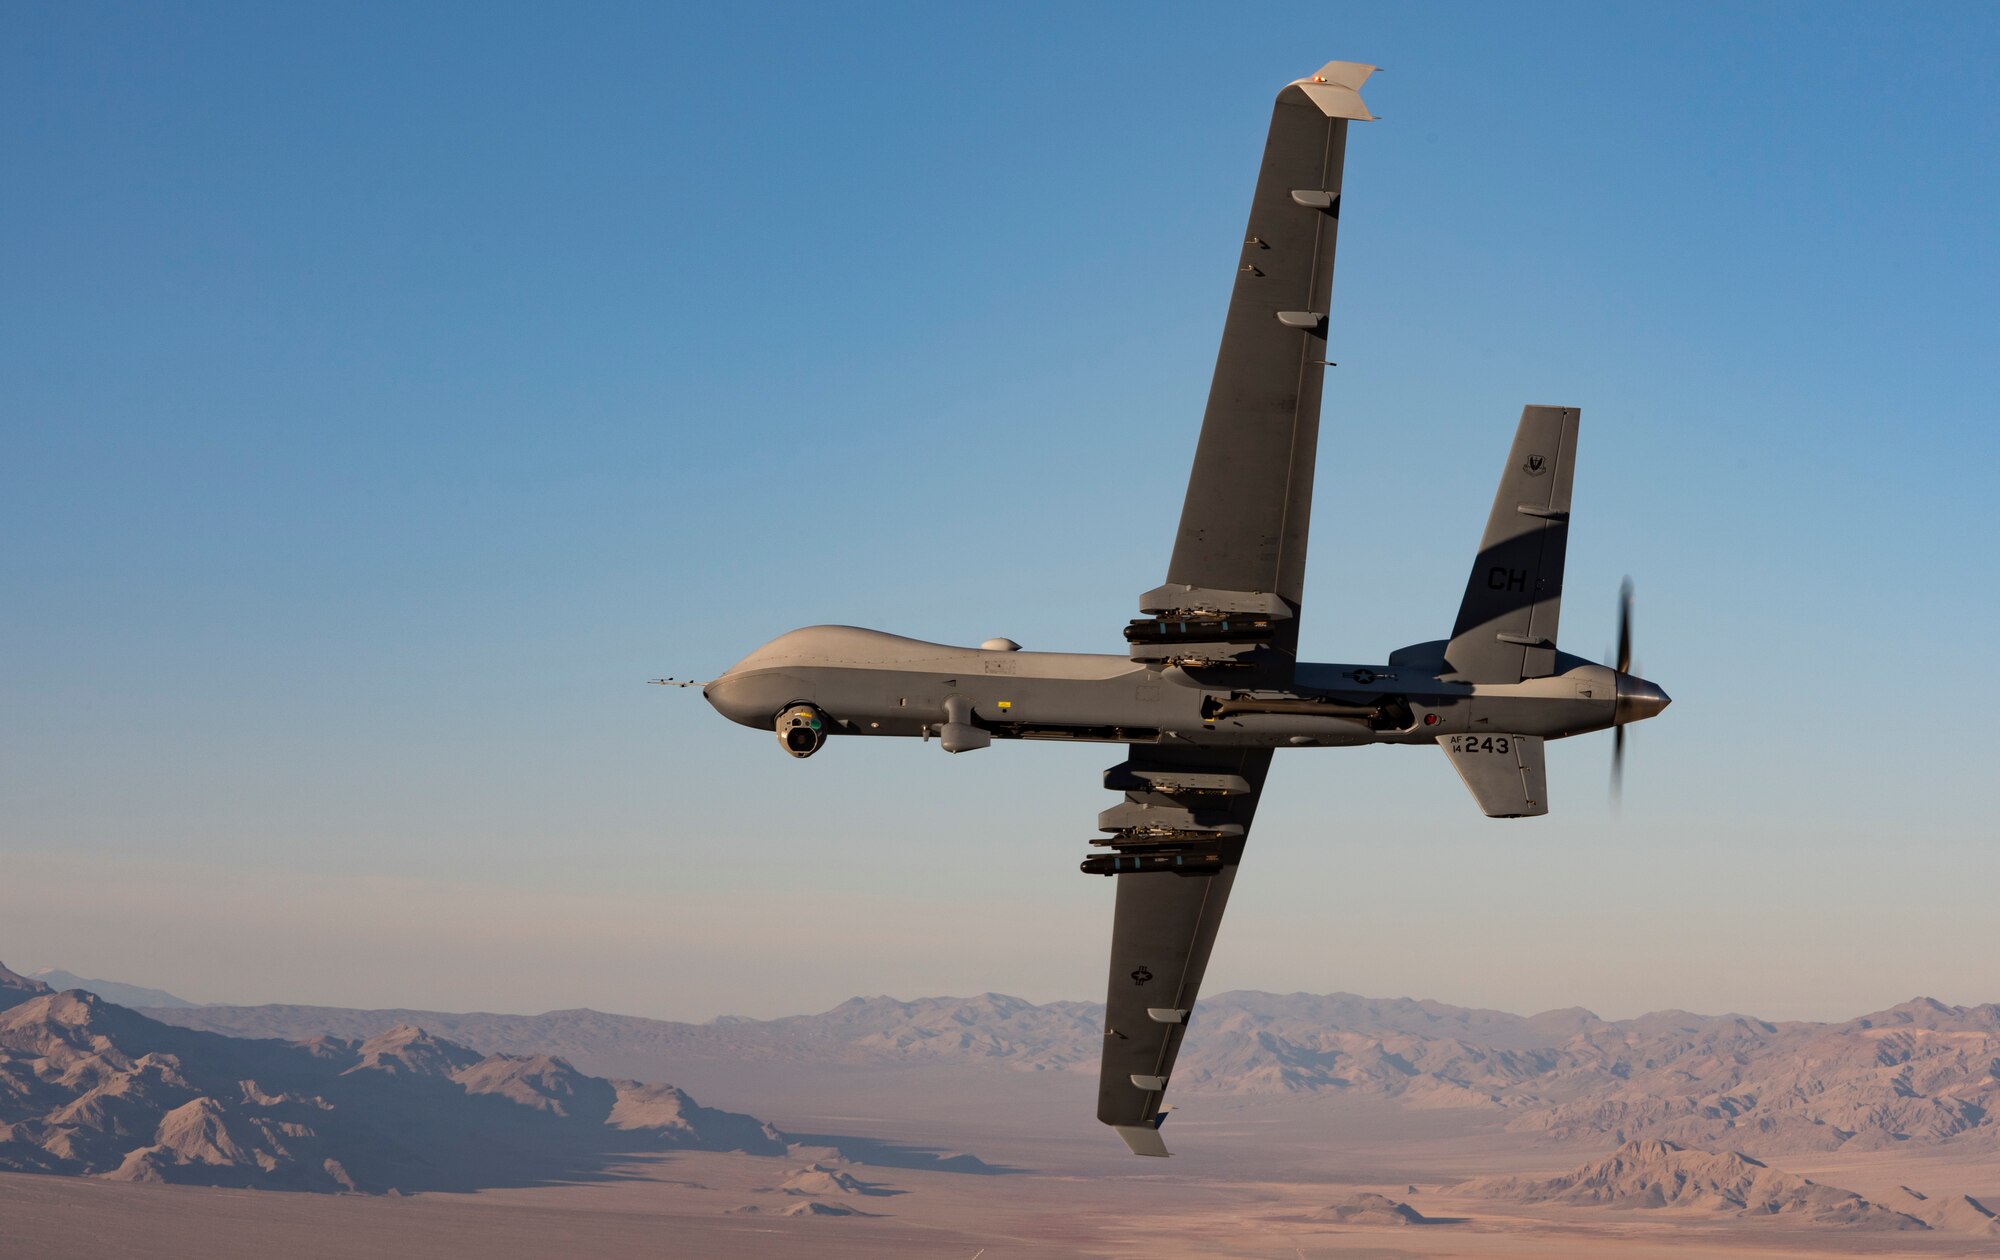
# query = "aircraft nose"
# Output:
<box><xmin>702</xmin><ymin>673</ymin><xmax>760</xmax><ymax>727</ymax></box>
<box><xmin>1614</xmin><ymin>675</ymin><xmax>1671</xmax><ymax>725</ymax></box>
<box><xmin>702</xmin><ymin>667</ymin><xmax>803</xmax><ymax>730</ymax></box>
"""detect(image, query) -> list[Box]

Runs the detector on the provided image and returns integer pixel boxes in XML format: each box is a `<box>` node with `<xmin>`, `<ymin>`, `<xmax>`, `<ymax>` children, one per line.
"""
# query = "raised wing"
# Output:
<box><xmin>1085</xmin><ymin>744</ymin><xmax>1273</xmax><ymax>1155</ymax></box>
<box><xmin>1137</xmin><ymin>61</ymin><xmax>1376</xmax><ymax>664</ymax></box>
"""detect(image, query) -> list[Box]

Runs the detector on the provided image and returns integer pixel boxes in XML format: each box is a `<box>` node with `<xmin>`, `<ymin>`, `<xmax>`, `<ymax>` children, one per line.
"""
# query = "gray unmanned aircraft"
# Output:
<box><xmin>694</xmin><ymin>61</ymin><xmax>1669</xmax><ymax>1157</ymax></box>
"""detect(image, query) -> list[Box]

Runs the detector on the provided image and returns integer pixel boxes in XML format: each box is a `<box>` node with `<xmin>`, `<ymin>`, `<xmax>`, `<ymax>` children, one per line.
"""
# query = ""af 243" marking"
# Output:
<box><xmin>1449</xmin><ymin>735</ymin><xmax>1513</xmax><ymax>755</ymax></box>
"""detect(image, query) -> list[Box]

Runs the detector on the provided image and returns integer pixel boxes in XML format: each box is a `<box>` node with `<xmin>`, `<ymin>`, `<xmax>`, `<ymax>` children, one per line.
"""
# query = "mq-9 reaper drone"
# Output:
<box><xmin>694</xmin><ymin>61</ymin><xmax>1670</xmax><ymax>1156</ymax></box>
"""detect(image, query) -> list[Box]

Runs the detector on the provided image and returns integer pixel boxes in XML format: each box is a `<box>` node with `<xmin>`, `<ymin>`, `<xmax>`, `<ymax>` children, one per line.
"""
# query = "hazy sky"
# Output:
<box><xmin>5</xmin><ymin>3</ymin><xmax>1996</xmax><ymax>1024</ymax></box>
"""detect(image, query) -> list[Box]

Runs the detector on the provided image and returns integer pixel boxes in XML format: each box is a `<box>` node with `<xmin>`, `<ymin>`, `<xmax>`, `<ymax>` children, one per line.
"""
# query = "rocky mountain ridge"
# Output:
<box><xmin>26</xmin><ymin>968</ymin><xmax>196</xmax><ymax>1009</ymax></box>
<box><xmin>1462</xmin><ymin>1138</ymin><xmax>2000</xmax><ymax>1234</ymax></box>
<box><xmin>147</xmin><ymin>986</ymin><xmax>2000</xmax><ymax>1156</ymax></box>
<box><xmin>0</xmin><ymin>961</ymin><xmax>783</xmax><ymax>1193</ymax></box>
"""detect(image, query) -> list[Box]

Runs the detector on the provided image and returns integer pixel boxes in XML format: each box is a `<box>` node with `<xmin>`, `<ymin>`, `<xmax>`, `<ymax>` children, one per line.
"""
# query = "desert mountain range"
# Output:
<box><xmin>148</xmin><ymin>985</ymin><xmax>2000</xmax><ymax>1157</ymax></box>
<box><xmin>10</xmin><ymin>960</ymin><xmax>2000</xmax><ymax>1238</ymax></box>
<box><xmin>1463</xmin><ymin>1137</ymin><xmax>2000</xmax><ymax>1234</ymax></box>
<box><xmin>0</xmin><ymin>961</ymin><xmax>783</xmax><ymax>1192</ymax></box>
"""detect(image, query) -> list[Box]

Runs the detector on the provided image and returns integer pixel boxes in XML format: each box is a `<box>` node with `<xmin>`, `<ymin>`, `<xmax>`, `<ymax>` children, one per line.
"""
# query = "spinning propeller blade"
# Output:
<box><xmin>1611</xmin><ymin>577</ymin><xmax>1634</xmax><ymax>805</ymax></box>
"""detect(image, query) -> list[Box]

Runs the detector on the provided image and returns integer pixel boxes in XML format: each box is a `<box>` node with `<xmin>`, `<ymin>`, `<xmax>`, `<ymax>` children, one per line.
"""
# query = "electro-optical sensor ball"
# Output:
<box><xmin>776</xmin><ymin>704</ymin><xmax>828</xmax><ymax>758</ymax></box>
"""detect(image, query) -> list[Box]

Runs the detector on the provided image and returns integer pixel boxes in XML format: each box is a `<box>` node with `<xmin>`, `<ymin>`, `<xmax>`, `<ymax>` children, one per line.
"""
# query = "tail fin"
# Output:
<box><xmin>1445</xmin><ymin>406</ymin><xmax>1580</xmax><ymax>682</ymax></box>
<box><xmin>1439</xmin><ymin>732</ymin><xmax>1548</xmax><ymax>817</ymax></box>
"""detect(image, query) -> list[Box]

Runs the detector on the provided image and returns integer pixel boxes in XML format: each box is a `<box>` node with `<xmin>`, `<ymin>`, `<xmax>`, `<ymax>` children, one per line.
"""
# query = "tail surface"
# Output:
<box><xmin>1445</xmin><ymin>406</ymin><xmax>1580</xmax><ymax>682</ymax></box>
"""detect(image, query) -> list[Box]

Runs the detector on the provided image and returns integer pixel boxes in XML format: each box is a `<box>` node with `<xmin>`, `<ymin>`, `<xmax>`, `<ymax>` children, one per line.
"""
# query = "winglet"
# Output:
<box><xmin>1289</xmin><ymin>61</ymin><xmax>1378</xmax><ymax>121</ymax></box>
<box><xmin>1114</xmin><ymin>1122</ymin><xmax>1171</xmax><ymax>1158</ymax></box>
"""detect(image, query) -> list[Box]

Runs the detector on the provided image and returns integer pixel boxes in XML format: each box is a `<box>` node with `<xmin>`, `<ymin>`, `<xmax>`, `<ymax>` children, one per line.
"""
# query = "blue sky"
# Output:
<box><xmin>4</xmin><ymin>3</ymin><xmax>1996</xmax><ymax>1021</ymax></box>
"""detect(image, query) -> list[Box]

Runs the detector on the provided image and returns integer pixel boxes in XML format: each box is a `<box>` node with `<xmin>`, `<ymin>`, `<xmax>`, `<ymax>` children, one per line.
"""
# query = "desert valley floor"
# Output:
<box><xmin>8</xmin><ymin>1069</ymin><xmax>2000</xmax><ymax>1258</ymax></box>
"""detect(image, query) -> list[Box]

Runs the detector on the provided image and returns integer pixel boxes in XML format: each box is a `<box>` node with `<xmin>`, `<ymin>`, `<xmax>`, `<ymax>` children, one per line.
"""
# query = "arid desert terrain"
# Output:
<box><xmin>5</xmin><ymin>960</ymin><xmax>1999</xmax><ymax>1259</ymax></box>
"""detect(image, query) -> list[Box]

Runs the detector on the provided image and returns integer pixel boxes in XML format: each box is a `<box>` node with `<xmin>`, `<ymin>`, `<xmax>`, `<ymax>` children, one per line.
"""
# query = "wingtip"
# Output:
<box><xmin>1113</xmin><ymin>1124</ymin><xmax>1172</xmax><ymax>1157</ymax></box>
<box><xmin>1289</xmin><ymin>60</ymin><xmax>1378</xmax><ymax>121</ymax></box>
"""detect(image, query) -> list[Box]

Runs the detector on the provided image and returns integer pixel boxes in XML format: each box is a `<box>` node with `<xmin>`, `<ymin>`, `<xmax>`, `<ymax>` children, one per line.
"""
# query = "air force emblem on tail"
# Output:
<box><xmin>1522</xmin><ymin>453</ymin><xmax>1548</xmax><ymax>476</ymax></box>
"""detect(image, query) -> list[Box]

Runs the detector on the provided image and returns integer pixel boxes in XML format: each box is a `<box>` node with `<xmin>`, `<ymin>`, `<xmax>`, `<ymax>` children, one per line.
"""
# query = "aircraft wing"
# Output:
<box><xmin>1089</xmin><ymin>744</ymin><xmax>1274</xmax><ymax>1156</ymax></box>
<box><xmin>1139</xmin><ymin>61</ymin><xmax>1375</xmax><ymax>661</ymax></box>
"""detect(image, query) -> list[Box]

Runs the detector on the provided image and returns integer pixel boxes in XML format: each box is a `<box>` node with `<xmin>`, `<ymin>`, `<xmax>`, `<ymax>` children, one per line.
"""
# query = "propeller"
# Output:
<box><xmin>1611</xmin><ymin>577</ymin><xmax>1634</xmax><ymax>805</ymax></box>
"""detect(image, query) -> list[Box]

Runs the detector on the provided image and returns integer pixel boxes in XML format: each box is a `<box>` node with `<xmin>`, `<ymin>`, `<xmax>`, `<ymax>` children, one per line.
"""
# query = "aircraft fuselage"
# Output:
<box><xmin>703</xmin><ymin>625</ymin><xmax>1665</xmax><ymax>755</ymax></box>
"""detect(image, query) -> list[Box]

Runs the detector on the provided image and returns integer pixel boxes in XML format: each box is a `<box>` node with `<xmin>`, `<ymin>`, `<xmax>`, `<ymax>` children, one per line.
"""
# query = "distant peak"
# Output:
<box><xmin>14</xmin><ymin>967</ymin><xmax>197</xmax><ymax>1008</ymax></box>
<box><xmin>1845</xmin><ymin>995</ymin><xmax>1977</xmax><ymax>1031</ymax></box>
<box><xmin>359</xmin><ymin>1023</ymin><xmax>455</xmax><ymax>1047</ymax></box>
<box><xmin>1900</xmin><ymin>996</ymin><xmax>1958</xmax><ymax>1013</ymax></box>
<box><xmin>0</xmin><ymin>960</ymin><xmax>51</xmax><ymax>992</ymax></box>
<box><xmin>348</xmin><ymin>1023</ymin><xmax>482</xmax><ymax>1076</ymax></box>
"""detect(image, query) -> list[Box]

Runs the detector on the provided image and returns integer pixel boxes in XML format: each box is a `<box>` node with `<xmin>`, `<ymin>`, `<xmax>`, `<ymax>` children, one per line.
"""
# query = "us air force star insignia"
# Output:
<box><xmin>1522</xmin><ymin>454</ymin><xmax>1548</xmax><ymax>476</ymax></box>
<box><xmin>1131</xmin><ymin>966</ymin><xmax>1154</xmax><ymax>986</ymax></box>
